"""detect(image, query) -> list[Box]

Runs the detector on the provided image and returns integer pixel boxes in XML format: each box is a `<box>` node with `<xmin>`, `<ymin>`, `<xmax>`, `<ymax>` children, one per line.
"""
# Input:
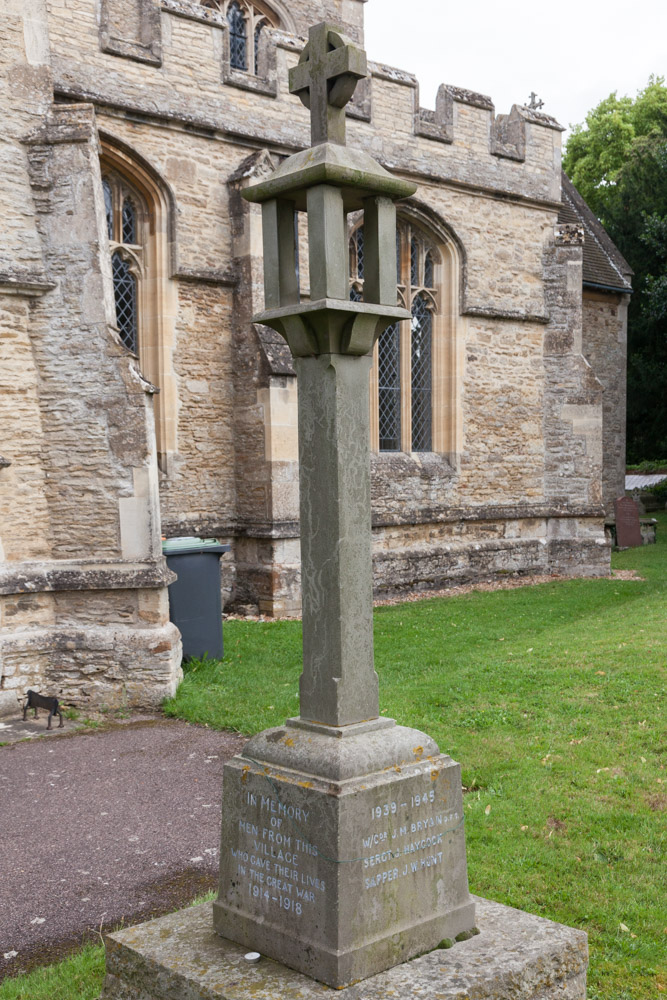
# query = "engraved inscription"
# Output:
<box><xmin>231</xmin><ymin>791</ymin><xmax>324</xmax><ymax>919</ymax></box>
<box><xmin>362</xmin><ymin>784</ymin><xmax>461</xmax><ymax>890</ymax></box>
<box><xmin>229</xmin><ymin>775</ymin><xmax>463</xmax><ymax>918</ymax></box>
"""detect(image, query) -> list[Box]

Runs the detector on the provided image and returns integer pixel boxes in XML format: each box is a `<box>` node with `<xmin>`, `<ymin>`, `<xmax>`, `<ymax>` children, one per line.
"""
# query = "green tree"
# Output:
<box><xmin>564</xmin><ymin>78</ymin><xmax>667</xmax><ymax>462</ymax></box>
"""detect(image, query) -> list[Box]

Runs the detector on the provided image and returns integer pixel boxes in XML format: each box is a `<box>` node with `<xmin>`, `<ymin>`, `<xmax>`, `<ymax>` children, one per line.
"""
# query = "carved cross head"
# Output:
<box><xmin>289</xmin><ymin>22</ymin><xmax>367</xmax><ymax>147</ymax></box>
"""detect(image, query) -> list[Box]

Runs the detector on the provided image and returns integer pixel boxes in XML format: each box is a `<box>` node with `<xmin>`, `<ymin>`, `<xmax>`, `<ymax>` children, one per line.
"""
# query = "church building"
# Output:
<box><xmin>0</xmin><ymin>0</ymin><xmax>632</xmax><ymax>713</ymax></box>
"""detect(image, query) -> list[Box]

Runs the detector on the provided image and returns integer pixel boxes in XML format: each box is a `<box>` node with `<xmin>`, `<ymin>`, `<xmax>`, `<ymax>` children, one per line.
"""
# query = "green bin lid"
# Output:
<box><xmin>162</xmin><ymin>536</ymin><xmax>230</xmax><ymax>555</ymax></box>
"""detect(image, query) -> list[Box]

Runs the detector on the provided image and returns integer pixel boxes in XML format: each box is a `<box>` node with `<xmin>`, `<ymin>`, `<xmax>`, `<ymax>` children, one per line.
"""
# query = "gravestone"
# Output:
<box><xmin>211</xmin><ymin>21</ymin><xmax>475</xmax><ymax>989</ymax></box>
<box><xmin>614</xmin><ymin>496</ymin><xmax>642</xmax><ymax>548</ymax></box>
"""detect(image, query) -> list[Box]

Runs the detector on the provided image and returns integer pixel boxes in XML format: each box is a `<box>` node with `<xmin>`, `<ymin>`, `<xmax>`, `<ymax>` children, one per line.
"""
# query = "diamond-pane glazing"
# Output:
<box><xmin>112</xmin><ymin>252</ymin><xmax>138</xmax><ymax>353</ymax></box>
<box><xmin>228</xmin><ymin>1</ymin><xmax>247</xmax><ymax>69</ymax></box>
<box><xmin>122</xmin><ymin>198</ymin><xmax>136</xmax><ymax>245</ymax></box>
<box><xmin>103</xmin><ymin>180</ymin><xmax>113</xmax><ymax>239</ymax></box>
<box><xmin>349</xmin><ymin>285</ymin><xmax>362</xmax><ymax>302</ymax></box>
<box><xmin>410</xmin><ymin>237</ymin><xmax>419</xmax><ymax>287</ymax></box>
<box><xmin>424</xmin><ymin>251</ymin><xmax>434</xmax><ymax>288</ymax></box>
<box><xmin>355</xmin><ymin>227</ymin><xmax>364</xmax><ymax>280</ymax></box>
<box><xmin>411</xmin><ymin>293</ymin><xmax>432</xmax><ymax>451</ymax></box>
<box><xmin>378</xmin><ymin>322</ymin><xmax>401</xmax><ymax>451</ymax></box>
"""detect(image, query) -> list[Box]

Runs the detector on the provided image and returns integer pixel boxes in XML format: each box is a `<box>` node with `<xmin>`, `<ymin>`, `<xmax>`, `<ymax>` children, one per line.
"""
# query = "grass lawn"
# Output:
<box><xmin>165</xmin><ymin>510</ymin><xmax>667</xmax><ymax>1000</ymax></box>
<box><xmin>3</xmin><ymin>516</ymin><xmax>664</xmax><ymax>999</ymax></box>
<box><xmin>0</xmin><ymin>945</ymin><xmax>105</xmax><ymax>1000</ymax></box>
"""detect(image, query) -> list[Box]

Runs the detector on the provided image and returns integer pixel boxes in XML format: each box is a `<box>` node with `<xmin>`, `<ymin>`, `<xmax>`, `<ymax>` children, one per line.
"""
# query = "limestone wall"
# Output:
<box><xmin>582</xmin><ymin>291</ymin><xmax>629</xmax><ymax>513</ymax></box>
<box><xmin>0</xmin><ymin>0</ymin><xmax>617</xmax><ymax>637</ymax></box>
<box><xmin>0</xmin><ymin>4</ymin><xmax>181</xmax><ymax>714</ymax></box>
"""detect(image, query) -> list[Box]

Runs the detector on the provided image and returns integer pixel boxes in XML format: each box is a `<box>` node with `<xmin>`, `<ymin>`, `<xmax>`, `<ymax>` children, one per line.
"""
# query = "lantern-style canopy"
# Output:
<box><xmin>242</xmin><ymin>23</ymin><xmax>416</xmax><ymax>358</ymax></box>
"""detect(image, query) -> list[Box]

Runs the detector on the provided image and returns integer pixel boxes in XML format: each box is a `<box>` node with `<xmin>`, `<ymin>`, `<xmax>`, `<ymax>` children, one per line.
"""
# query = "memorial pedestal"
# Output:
<box><xmin>213</xmin><ymin>719</ymin><xmax>474</xmax><ymax>987</ymax></box>
<box><xmin>101</xmin><ymin>896</ymin><xmax>588</xmax><ymax>1000</ymax></box>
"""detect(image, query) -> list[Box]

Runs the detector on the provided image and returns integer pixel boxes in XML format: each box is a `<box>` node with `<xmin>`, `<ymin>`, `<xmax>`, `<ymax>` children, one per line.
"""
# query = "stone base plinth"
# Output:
<box><xmin>213</xmin><ymin>720</ymin><xmax>474</xmax><ymax>987</ymax></box>
<box><xmin>101</xmin><ymin>897</ymin><xmax>588</xmax><ymax>999</ymax></box>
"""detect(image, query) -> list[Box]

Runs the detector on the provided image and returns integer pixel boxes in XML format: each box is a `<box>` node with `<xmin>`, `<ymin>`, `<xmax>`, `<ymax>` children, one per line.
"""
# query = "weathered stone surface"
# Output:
<box><xmin>289</xmin><ymin>23</ymin><xmax>366</xmax><ymax>146</ymax></box>
<box><xmin>582</xmin><ymin>291</ymin><xmax>629</xmax><ymax>514</ymax></box>
<box><xmin>2</xmin><ymin>0</ymin><xmax>627</xmax><ymax>674</ymax></box>
<box><xmin>296</xmin><ymin>354</ymin><xmax>378</xmax><ymax>726</ymax></box>
<box><xmin>101</xmin><ymin>897</ymin><xmax>588</xmax><ymax>999</ymax></box>
<box><xmin>222</xmin><ymin>46</ymin><xmax>474</xmax><ymax>987</ymax></box>
<box><xmin>214</xmin><ymin>724</ymin><xmax>474</xmax><ymax>987</ymax></box>
<box><xmin>0</xmin><ymin>4</ymin><xmax>180</xmax><ymax>711</ymax></box>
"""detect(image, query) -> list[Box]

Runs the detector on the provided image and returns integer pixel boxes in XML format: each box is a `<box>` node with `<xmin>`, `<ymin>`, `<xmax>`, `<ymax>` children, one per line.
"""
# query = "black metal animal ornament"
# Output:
<box><xmin>22</xmin><ymin>690</ymin><xmax>64</xmax><ymax>730</ymax></box>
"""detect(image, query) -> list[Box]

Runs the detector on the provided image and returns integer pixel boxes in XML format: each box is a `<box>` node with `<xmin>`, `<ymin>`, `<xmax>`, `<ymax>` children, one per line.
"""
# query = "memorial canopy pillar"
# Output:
<box><xmin>214</xmin><ymin>23</ymin><xmax>475</xmax><ymax>987</ymax></box>
<box><xmin>243</xmin><ymin>22</ymin><xmax>413</xmax><ymax>727</ymax></box>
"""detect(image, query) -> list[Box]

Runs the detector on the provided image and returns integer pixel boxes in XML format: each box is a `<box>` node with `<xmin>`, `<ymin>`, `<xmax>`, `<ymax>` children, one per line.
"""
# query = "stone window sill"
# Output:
<box><xmin>371</xmin><ymin>451</ymin><xmax>456</xmax><ymax>476</ymax></box>
<box><xmin>223</xmin><ymin>66</ymin><xmax>277</xmax><ymax>97</ymax></box>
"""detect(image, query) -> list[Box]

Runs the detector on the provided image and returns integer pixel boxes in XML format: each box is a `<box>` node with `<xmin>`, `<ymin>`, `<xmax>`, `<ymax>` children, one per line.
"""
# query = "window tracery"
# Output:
<box><xmin>200</xmin><ymin>0</ymin><xmax>278</xmax><ymax>75</ymax></box>
<box><xmin>349</xmin><ymin>220</ymin><xmax>440</xmax><ymax>454</ymax></box>
<box><xmin>102</xmin><ymin>174</ymin><xmax>144</xmax><ymax>355</ymax></box>
<box><xmin>100</xmin><ymin>139</ymin><xmax>176</xmax><ymax>476</ymax></box>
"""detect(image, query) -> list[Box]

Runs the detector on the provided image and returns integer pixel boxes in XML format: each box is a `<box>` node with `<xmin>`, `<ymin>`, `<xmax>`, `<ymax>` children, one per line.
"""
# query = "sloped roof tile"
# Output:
<box><xmin>559</xmin><ymin>172</ymin><xmax>633</xmax><ymax>293</ymax></box>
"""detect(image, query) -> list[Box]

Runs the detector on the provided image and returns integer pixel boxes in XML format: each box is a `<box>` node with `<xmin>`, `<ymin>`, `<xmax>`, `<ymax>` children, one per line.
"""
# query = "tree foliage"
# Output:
<box><xmin>564</xmin><ymin>78</ymin><xmax>667</xmax><ymax>462</ymax></box>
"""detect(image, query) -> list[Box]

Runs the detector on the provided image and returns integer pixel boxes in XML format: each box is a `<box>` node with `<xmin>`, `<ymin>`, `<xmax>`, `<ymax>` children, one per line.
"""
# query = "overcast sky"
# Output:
<box><xmin>364</xmin><ymin>0</ymin><xmax>666</xmax><ymax>141</ymax></box>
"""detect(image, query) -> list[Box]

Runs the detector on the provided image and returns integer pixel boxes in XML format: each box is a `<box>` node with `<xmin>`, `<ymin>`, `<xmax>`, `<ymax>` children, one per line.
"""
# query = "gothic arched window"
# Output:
<box><xmin>350</xmin><ymin>220</ymin><xmax>443</xmax><ymax>454</ymax></box>
<box><xmin>201</xmin><ymin>0</ymin><xmax>277</xmax><ymax>75</ymax></box>
<box><xmin>227</xmin><ymin>1</ymin><xmax>247</xmax><ymax>70</ymax></box>
<box><xmin>102</xmin><ymin>174</ymin><xmax>144</xmax><ymax>356</ymax></box>
<box><xmin>100</xmin><ymin>140</ymin><xmax>177</xmax><ymax>476</ymax></box>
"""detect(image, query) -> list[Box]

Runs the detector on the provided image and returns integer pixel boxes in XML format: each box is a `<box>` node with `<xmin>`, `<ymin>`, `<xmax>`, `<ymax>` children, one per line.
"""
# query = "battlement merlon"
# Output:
<box><xmin>368</xmin><ymin>61</ymin><xmax>564</xmax><ymax>156</ymax></box>
<box><xmin>48</xmin><ymin>0</ymin><xmax>566</xmax><ymax>205</ymax></box>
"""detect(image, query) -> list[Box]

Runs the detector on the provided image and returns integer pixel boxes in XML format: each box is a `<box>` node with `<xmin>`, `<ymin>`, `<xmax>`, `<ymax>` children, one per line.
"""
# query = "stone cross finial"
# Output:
<box><xmin>528</xmin><ymin>91</ymin><xmax>545</xmax><ymax>110</ymax></box>
<box><xmin>289</xmin><ymin>22</ymin><xmax>367</xmax><ymax>146</ymax></box>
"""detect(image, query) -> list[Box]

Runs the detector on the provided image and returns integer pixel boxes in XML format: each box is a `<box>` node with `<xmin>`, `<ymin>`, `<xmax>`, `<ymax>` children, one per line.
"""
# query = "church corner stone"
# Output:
<box><xmin>212</xmin><ymin>23</ymin><xmax>475</xmax><ymax>988</ymax></box>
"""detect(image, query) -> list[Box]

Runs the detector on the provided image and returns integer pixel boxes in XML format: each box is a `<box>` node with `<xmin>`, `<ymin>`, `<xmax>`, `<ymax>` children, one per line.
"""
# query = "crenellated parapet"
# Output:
<box><xmin>403</xmin><ymin>72</ymin><xmax>563</xmax><ymax>161</ymax></box>
<box><xmin>50</xmin><ymin>0</ymin><xmax>564</xmax><ymax>207</ymax></box>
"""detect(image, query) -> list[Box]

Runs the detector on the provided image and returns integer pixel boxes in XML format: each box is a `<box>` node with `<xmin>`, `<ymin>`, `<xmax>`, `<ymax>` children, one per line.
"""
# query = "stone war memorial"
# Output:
<box><xmin>101</xmin><ymin>24</ymin><xmax>589</xmax><ymax>1000</ymax></box>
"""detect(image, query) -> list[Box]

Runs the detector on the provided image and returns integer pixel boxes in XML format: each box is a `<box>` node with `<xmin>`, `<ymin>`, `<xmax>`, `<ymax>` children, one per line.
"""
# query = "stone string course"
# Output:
<box><xmin>0</xmin><ymin>0</ymin><xmax>627</xmax><ymax>706</ymax></box>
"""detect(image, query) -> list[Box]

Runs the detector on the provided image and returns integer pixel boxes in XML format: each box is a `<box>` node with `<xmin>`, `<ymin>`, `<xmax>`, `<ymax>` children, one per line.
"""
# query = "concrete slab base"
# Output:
<box><xmin>100</xmin><ymin>897</ymin><xmax>588</xmax><ymax>999</ymax></box>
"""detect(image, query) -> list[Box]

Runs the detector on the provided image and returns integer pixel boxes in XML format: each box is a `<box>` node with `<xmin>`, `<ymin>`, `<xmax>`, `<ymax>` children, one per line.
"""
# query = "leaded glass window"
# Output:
<box><xmin>200</xmin><ymin>0</ymin><xmax>278</xmax><ymax>74</ymax></box>
<box><xmin>254</xmin><ymin>19</ymin><xmax>265</xmax><ymax>71</ymax></box>
<box><xmin>410</xmin><ymin>294</ymin><xmax>432</xmax><ymax>451</ymax></box>
<box><xmin>354</xmin><ymin>227</ymin><xmax>364</xmax><ymax>281</ymax></box>
<box><xmin>103</xmin><ymin>180</ymin><xmax>113</xmax><ymax>239</ymax></box>
<box><xmin>378</xmin><ymin>322</ymin><xmax>401</xmax><ymax>451</ymax></box>
<box><xmin>102</xmin><ymin>172</ymin><xmax>144</xmax><ymax>356</ymax></box>
<box><xmin>122</xmin><ymin>197</ymin><xmax>136</xmax><ymax>245</ymax></box>
<box><xmin>424</xmin><ymin>251</ymin><xmax>434</xmax><ymax>289</ymax></box>
<box><xmin>350</xmin><ymin>220</ymin><xmax>439</xmax><ymax>453</ymax></box>
<box><xmin>349</xmin><ymin>226</ymin><xmax>364</xmax><ymax>301</ymax></box>
<box><xmin>112</xmin><ymin>252</ymin><xmax>138</xmax><ymax>353</ymax></box>
<box><xmin>410</xmin><ymin>237</ymin><xmax>419</xmax><ymax>287</ymax></box>
<box><xmin>228</xmin><ymin>1</ymin><xmax>247</xmax><ymax>70</ymax></box>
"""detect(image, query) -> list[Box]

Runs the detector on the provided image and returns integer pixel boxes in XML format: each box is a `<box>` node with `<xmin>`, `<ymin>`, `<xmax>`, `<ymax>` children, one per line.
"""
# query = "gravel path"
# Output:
<box><xmin>0</xmin><ymin>718</ymin><xmax>246</xmax><ymax>978</ymax></box>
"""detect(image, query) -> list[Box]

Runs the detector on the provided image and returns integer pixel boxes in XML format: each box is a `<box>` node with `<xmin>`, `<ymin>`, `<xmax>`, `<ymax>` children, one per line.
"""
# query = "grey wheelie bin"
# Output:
<box><xmin>162</xmin><ymin>537</ymin><xmax>230</xmax><ymax>660</ymax></box>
